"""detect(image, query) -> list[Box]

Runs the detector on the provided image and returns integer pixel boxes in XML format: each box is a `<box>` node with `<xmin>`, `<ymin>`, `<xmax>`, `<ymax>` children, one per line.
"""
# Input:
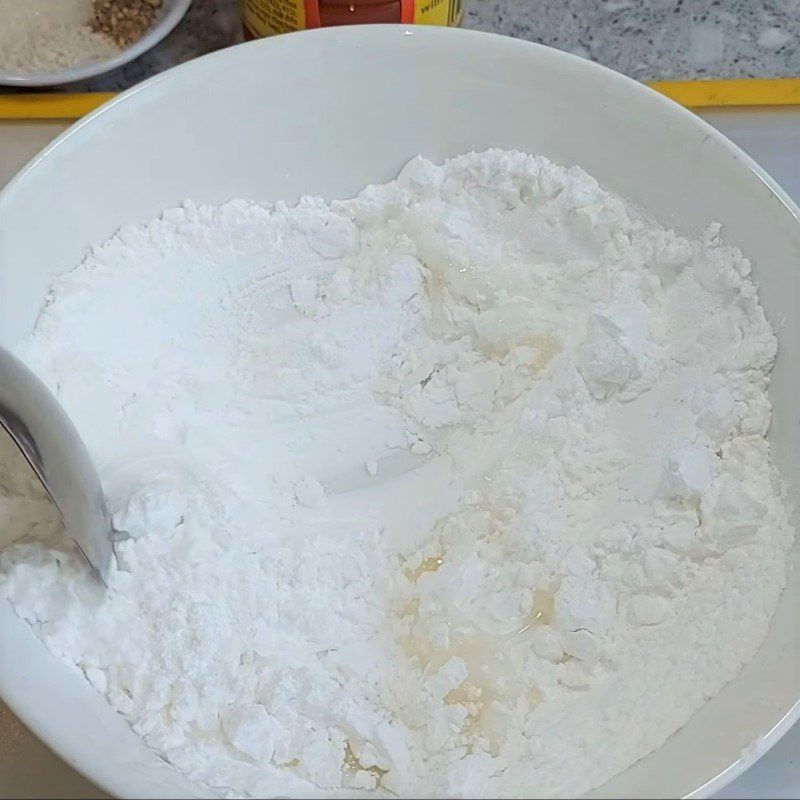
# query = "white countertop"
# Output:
<box><xmin>0</xmin><ymin>106</ymin><xmax>799</xmax><ymax>800</ymax></box>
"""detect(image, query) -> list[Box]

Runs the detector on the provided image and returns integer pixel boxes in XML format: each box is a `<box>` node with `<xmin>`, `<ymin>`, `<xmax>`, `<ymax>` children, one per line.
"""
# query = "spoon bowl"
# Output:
<box><xmin>0</xmin><ymin>346</ymin><xmax>112</xmax><ymax>583</ymax></box>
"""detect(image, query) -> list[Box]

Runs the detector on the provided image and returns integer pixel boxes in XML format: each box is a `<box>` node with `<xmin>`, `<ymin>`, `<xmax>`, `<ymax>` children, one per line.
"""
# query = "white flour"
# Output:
<box><xmin>0</xmin><ymin>0</ymin><xmax>119</xmax><ymax>74</ymax></box>
<box><xmin>0</xmin><ymin>150</ymin><xmax>794</xmax><ymax>797</ymax></box>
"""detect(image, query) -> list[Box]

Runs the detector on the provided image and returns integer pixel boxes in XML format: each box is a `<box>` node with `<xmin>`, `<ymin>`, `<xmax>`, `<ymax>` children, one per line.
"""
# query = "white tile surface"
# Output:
<box><xmin>0</xmin><ymin>106</ymin><xmax>798</xmax><ymax>799</ymax></box>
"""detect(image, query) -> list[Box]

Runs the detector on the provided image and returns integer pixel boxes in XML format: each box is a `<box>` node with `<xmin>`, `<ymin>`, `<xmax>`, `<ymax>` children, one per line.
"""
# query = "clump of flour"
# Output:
<box><xmin>0</xmin><ymin>150</ymin><xmax>793</xmax><ymax>798</ymax></box>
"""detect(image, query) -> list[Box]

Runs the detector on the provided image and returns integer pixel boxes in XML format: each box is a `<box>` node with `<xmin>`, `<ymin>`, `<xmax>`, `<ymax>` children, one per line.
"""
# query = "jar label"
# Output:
<box><xmin>243</xmin><ymin>0</ymin><xmax>465</xmax><ymax>38</ymax></box>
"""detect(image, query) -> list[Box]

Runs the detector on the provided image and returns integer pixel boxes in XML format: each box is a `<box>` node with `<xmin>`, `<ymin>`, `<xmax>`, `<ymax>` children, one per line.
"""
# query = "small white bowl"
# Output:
<box><xmin>0</xmin><ymin>0</ymin><xmax>192</xmax><ymax>87</ymax></box>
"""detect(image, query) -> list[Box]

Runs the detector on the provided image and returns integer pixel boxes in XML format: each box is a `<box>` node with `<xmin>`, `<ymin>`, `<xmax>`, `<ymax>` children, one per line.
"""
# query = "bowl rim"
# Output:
<box><xmin>1</xmin><ymin>24</ymin><xmax>799</xmax><ymax>800</ymax></box>
<box><xmin>0</xmin><ymin>0</ymin><xmax>193</xmax><ymax>88</ymax></box>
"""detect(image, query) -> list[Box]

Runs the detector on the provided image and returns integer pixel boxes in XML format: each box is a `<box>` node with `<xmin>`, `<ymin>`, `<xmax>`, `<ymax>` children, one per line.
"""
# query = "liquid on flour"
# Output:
<box><xmin>0</xmin><ymin>150</ymin><xmax>793</xmax><ymax>798</ymax></box>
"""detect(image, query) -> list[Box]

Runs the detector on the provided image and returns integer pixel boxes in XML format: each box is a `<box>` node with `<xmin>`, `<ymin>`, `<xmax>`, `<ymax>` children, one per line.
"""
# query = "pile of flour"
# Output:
<box><xmin>0</xmin><ymin>150</ymin><xmax>794</xmax><ymax>797</ymax></box>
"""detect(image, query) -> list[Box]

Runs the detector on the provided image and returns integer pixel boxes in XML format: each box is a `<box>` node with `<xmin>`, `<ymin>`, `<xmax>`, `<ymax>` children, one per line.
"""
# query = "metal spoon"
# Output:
<box><xmin>0</xmin><ymin>347</ymin><xmax>112</xmax><ymax>584</ymax></box>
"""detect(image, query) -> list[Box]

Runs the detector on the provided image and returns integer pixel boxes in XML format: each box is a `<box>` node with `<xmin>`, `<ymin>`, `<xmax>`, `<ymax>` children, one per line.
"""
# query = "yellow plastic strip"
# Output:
<box><xmin>649</xmin><ymin>78</ymin><xmax>800</xmax><ymax>108</ymax></box>
<box><xmin>1</xmin><ymin>79</ymin><xmax>800</xmax><ymax>120</ymax></box>
<box><xmin>0</xmin><ymin>92</ymin><xmax>115</xmax><ymax>119</ymax></box>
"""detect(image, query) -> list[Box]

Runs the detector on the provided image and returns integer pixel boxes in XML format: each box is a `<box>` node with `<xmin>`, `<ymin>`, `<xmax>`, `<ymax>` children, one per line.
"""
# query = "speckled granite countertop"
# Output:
<box><xmin>54</xmin><ymin>0</ymin><xmax>800</xmax><ymax>92</ymax></box>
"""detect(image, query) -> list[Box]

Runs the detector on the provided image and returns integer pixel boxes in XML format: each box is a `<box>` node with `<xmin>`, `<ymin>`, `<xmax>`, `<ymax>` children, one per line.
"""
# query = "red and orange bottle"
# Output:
<box><xmin>243</xmin><ymin>0</ymin><xmax>465</xmax><ymax>39</ymax></box>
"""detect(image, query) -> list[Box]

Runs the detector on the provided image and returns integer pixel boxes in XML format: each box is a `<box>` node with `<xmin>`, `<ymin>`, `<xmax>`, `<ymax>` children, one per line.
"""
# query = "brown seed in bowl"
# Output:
<box><xmin>92</xmin><ymin>0</ymin><xmax>164</xmax><ymax>49</ymax></box>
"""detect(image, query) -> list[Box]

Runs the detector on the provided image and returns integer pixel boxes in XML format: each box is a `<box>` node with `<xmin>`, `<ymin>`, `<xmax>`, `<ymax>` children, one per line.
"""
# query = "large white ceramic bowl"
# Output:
<box><xmin>0</xmin><ymin>26</ymin><xmax>798</xmax><ymax>799</ymax></box>
<box><xmin>0</xmin><ymin>0</ymin><xmax>192</xmax><ymax>87</ymax></box>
